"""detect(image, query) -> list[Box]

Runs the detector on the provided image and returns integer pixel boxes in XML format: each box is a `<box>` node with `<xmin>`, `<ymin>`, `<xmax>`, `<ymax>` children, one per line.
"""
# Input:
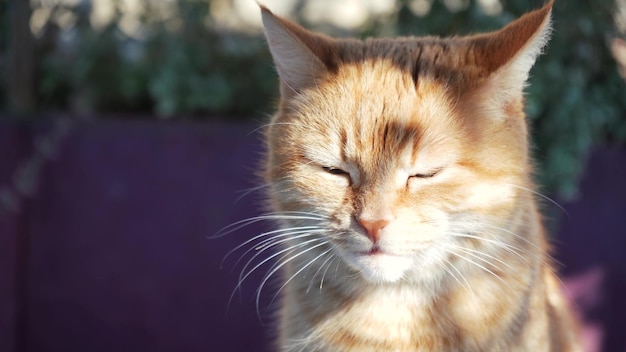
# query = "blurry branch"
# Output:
<box><xmin>22</xmin><ymin>0</ymin><xmax>277</xmax><ymax>118</ymax></box>
<box><xmin>7</xmin><ymin>0</ymin><xmax>36</xmax><ymax>115</ymax></box>
<box><xmin>0</xmin><ymin>117</ymin><xmax>73</xmax><ymax>214</ymax></box>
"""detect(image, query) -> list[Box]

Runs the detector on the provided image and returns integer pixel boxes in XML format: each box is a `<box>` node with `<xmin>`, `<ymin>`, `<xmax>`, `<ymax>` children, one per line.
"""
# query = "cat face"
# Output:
<box><xmin>261</xmin><ymin>5</ymin><xmax>551</xmax><ymax>285</ymax></box>
<box><xmin>266</xmin><ymin>62</ymin><xmax>521</xmax><ymax>284</ymax></box>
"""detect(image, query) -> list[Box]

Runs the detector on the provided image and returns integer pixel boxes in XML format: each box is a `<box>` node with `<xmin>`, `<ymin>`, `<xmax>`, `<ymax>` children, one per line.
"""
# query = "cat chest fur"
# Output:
<box><xmin>278</xmin><ymin>265</ymin><xmax>552</xmax><ymax>352</ymax></box>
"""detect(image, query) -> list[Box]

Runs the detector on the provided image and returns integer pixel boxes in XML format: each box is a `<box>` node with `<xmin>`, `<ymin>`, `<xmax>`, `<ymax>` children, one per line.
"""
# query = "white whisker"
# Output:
<box><xmin>506</xmin><ymin>183</ymin><xmax>570</xmax><ymax>218</ymax></box>
<box><xmin>232</xmin><ymin>230</ymin><xmax>328</xmax><ymax>273</ymax></box>
<box><xmin>447</xmin><ymin>232</ymin><xmax>529</xmax><ymax>261</ymax></box>
<box><xmin>447</xmin><ymin>244</ymin><xmax>516</xmax><ymax>272</ymax></box>
<box><xmin>478</xmin><ymin>223</ymin><xmax>544</xmax><ymax>252</ymax></box>
<box><xmin>212</xmin><ymin>211</ymin><xmax>329</xmax><ymax>238</ymax></box>
<box><xmin>319</xmin><ymin>256</ymin><xmax>339</xmax><ymax>291</ymax></box>
<box><xmin>443</xmin><ymin>249</ymin><xmax>513</xmax><ymax>292</ymax></box>
<box><xmin>478</xmin><ymin>223</ymin><xmax>561</xmax><ymax>267</ymax></box>
<box><xmin>237</xmin><ymin>233</ymin><xmax>327</xmax><ymax>283</ymax></box>
<box><xmin>222</xmin><ymin>226</ymin><xmax>324</xmax><ymax>267</ymax></box>
<box><xmin>272</xmin><ymin>248</ymin><xmax>334</xmax><ymax>304</ymax></box>
<box><xmin>233</xmin><ymin>184</ymin><xmax>271</xmax><ymax>204</ymax></box>
<box><xmin>434</xmin><ymin>252</ymin><xmax>474</xmax><ymax>297</ymax></box>
<box><xmin>247</xmin><ymin>122</ymin><xmax>300</xmax><ymax>136</ymax></box>
<box><xmin>256</xmin><ymin>241</ymin><xmax>329</xmax><ymax>320</ymax></box>
<box><xmin>228</xmin><ymin>238</ymin><xmax>323</xmax><ymax>309</ymax></box>
<box><xmin>306</xmin><ymin>252</ymin><xmax>336</xmax><ymax>294</ymax></box>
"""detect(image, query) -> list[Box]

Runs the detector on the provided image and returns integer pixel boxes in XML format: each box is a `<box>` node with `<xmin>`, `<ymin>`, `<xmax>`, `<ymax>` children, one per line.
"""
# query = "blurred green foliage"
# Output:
<box><xmin>32</xmin><ymin>1</ymin><xmax>276</xmax><ymax>118</ymax></box>
<box><xmin>3</xmin><ymin>0</ymin><xmax>626</xmax><ymax>198</ymax></box>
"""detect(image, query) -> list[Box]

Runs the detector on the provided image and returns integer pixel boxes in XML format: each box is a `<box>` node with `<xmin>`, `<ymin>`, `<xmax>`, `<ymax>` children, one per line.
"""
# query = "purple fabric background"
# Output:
<box><xmin>0</xmin><ymin>119</ymin><xmax>624</xmax><ymax>351</ymax></box>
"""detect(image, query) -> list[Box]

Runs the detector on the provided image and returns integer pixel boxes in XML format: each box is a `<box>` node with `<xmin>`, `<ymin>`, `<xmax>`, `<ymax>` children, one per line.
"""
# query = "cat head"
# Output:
<box><xmin>260</xmin><ymin>2</ymin><xmax>553</xmax><ymax>284</ymax></box>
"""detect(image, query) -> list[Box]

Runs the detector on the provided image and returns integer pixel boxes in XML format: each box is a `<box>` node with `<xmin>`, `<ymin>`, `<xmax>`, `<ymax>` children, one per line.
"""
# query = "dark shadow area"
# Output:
<box><xmin>555</xmin><ymin>147</ymin><xmax>626</xmax><ymax>352</ymax></box>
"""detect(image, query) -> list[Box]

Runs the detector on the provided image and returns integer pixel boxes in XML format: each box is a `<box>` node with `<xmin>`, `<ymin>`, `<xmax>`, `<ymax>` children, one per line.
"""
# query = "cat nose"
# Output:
<box><xmin>357</xmin><ymin>218</ymin><xmax>390</xmax><ymax>244</ymax></box>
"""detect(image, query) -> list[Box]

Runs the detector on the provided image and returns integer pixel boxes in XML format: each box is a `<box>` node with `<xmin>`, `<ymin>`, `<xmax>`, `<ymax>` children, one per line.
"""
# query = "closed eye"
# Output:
<box><xmin>410</xmin><ymin>168</ymin><xmax>442</xmax><ymax>179</ymax></box>
<box><xmin>323</xmin><ymin>166</ymin><xmax>349</xmax><ymax>176</ymax></box>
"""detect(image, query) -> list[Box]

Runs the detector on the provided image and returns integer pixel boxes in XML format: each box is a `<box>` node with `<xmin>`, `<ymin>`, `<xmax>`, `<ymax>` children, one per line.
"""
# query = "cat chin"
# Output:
<box><xmin>348</xmin><ymin>253</ymin><xmax>414</xmax><ymax>284</ymax></box>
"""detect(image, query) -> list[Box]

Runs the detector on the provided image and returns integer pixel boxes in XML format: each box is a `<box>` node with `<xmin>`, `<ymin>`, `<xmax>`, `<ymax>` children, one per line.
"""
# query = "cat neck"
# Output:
<box><xmin>279</xmin><ymin>244</ymin><xmax>545</xmax><ymax>351</ymax></box>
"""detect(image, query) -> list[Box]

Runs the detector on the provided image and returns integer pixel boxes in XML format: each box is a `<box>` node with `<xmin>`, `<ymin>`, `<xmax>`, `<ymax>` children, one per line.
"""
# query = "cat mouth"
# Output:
<box><xmin>359</xmin><ymin>247</ymin><xmax>383</xmax><ymax>256</ymax></box>
<box><xmin>368</xmin><ymin>247</ymin><xmax>383</xmax><ymax>255</ymax></box>
<box><xmin>357</xmin><ymin>241</ymin><xmax>434</xmax><ymax>257</ymax></box>
<box><xmin>360</xmin><ymin>246</ymin><xmax>395</xmax><ymax>256</ymax></box>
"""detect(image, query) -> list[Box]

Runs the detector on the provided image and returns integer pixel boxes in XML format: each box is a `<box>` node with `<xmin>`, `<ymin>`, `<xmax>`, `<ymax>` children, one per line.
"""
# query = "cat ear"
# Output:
<box><xmin>468</xmin><ymin>1</ymin><xmax>553</xmax><ymax>95</ymax></box>
<box><xmin>260</xmin><ymin>6</ymin><xmax>337</xmax><ymax>98</ymax></box>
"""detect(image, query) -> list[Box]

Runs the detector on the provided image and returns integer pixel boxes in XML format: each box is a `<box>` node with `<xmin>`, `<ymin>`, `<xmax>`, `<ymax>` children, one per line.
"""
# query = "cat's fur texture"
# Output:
<box><xmin>258</xmin><ymin>1</ymin><xmax>580</xmax><ymax>351</ymax></box>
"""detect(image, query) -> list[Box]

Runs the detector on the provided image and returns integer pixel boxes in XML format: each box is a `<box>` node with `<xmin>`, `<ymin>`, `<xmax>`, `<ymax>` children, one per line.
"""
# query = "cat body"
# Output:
<box><xmin>257</xmin><ymin>2</ymin><xmax>580</xmax><ymax>351</ymax></box>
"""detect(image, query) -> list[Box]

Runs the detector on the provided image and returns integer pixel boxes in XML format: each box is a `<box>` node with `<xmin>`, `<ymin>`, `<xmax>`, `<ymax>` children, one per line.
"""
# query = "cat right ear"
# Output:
<box><xmin>260</xmin><ymin>6</ymin><xmax>337</xmax><ymax>98</ymax></box>
<box><xmin>466</xmin><ymin>1</ymin><xmax>553</xmax><ymax>97</ymax></box>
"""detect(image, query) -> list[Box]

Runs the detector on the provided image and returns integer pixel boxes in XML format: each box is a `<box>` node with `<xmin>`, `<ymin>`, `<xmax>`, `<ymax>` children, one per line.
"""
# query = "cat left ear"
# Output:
<box><xmin>468</xmin><ymin>0</ymin><xmax>553</xmax><ymax>94</ymax></box>
<box><xmin>260</xmin><ymin>6</ymin><xmax>338</xmax><ymax>98</ymax></box>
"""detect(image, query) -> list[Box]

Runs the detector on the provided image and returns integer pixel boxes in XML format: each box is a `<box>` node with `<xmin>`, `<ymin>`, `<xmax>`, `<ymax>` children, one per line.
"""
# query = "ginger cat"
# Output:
<box><xmin>255</xmin><ymin>1</ymin><xmax>580</xmax><ymax>351</ymax></box>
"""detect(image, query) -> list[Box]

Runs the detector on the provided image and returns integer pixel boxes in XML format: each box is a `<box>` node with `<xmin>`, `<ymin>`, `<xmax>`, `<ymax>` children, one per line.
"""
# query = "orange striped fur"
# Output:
<box><xmin>259</xmin><ymin>1</ymin><xmax>580</xmax><ymax>350</ymax></box>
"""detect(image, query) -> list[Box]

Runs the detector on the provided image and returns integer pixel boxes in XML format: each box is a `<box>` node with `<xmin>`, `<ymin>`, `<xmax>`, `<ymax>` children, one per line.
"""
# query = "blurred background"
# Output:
<box><xmin>0</xmin><ymin>0</ymin><xmax>625</xmax><ymax>351</ymax></box>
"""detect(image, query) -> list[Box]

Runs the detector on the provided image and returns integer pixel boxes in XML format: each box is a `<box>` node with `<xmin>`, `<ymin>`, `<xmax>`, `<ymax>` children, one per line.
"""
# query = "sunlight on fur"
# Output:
<box><xmin>218</xmin><ymin>1</ymin><xmax>582</xmax><ymax>350</ymax></box>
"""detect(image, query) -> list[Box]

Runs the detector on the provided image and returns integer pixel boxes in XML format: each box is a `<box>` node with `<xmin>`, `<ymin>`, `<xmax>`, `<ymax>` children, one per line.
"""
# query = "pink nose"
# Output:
<box><xmin>357</xmin><ymin>218</ymin><xmax>390</xmax><ymax>243</ymax></box>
